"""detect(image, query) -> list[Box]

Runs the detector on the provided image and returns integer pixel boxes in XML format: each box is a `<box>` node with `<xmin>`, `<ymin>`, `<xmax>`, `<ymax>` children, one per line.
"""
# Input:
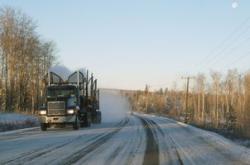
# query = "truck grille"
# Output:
<box><xmin>48</xmin><ymin>101</ymin><xmax>65</xmax><ymax>115</ymax></box>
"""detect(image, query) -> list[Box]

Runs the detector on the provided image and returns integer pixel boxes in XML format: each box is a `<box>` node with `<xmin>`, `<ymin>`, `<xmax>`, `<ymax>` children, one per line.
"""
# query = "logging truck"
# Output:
<box><xmin>38</xmin><ymin>70</ymin><xmax>101</xmax><ymax>131</ymax></box>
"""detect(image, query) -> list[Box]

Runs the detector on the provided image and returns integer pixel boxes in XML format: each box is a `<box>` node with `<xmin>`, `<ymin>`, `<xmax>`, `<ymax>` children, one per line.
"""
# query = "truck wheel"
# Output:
<box><xmin>82</xmin><ymin>120</ymin><xmax>91</xmax><ymax>127</ymax></box>
<box><xmin>73</xmin><ymin>117</ymin><xmax>80</xmax><ymax>130</ymax></box>
<box><xmin>87</xmin><ymin>119</ymin><xmax>91</xmax><ymax>127</ymax></box>
<box><xmin>92</xmin><ymin>116</ymin><xmax>97</xmax><ymax>123</ymax></box>
<box><xmin>80</xmin><ymin>122</ymin><xmax>85</xmax><ymax>128</ymax></box>
<box><xmin>41</xmin><ymin>123</ymin><xmax>47</xmax><ymax>131</ymax></box>
<box><xmin>86</xmin><ymin>112</ymin><xmax>91</xmax><ymax>127</ymax></box>
<box><xmin>84</xmin><ymin>117</ymin><xmax>91</xmax><ymax>127</ymax></box>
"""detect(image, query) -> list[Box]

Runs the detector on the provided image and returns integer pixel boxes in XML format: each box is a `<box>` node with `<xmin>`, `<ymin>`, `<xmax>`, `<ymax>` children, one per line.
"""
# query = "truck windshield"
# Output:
<box><xmin>67</xmin><ymin>96</ymin><xmax>77</xmax><ymax>107</ymax></box>
<box><xmin>47</xmin><ymin>87</ymin><xmax>76</xmax><ymax>98</ymax></box>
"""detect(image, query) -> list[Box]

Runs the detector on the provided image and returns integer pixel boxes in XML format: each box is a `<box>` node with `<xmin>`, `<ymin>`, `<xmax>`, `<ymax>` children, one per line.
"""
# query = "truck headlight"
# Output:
<box><xmin>67</xmin><ymin>109</ymin><xmax>74</xmax><ymax>114</ymax></box>
<box><xmin>39</xmin><ymin>110</ymin><xmax>47</xmax><ymax>115</ymax></box>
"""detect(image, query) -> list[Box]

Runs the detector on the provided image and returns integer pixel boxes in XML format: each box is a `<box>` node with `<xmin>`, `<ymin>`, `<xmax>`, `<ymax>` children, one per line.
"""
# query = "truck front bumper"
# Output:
<box><xmin>39</xmin><ymin>115</ymin><xmax>76</xmax><ymax>124</ymax></box>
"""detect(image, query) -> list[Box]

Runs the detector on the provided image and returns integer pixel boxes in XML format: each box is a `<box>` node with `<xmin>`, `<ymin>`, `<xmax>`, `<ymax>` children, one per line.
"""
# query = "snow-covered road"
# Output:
<box><xmin>0</xmin><ymin>90</ymin><xmax>250</xmax><ymax>165</ymax></box>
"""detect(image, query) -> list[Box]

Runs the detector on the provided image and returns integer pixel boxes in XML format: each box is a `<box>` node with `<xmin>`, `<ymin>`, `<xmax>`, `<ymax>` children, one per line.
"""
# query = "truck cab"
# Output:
<box><xmin>38</xmin><ymin>85</ymin><xmax>81</xmax><ymax>130</ymax></box>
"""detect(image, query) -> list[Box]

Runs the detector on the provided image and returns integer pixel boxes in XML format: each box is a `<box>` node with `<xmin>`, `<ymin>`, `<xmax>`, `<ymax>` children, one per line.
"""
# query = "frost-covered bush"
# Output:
<box><xmin>0</xmin><ymin>113</ymin><xmax>39</xmax><ymax>132</ymax></box>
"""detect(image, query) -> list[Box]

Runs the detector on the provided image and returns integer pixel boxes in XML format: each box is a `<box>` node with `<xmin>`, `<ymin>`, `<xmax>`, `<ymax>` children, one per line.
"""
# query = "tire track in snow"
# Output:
<box><xmin>104</xmin><ymin>142</ymin><xmax>127</xmax><ymax>165</ymax></box>
<box><xmin>137</xmin><ymin>115</ymin><xmax>186</xmax><ymax>165</ymax></box>
<box><xmin>149</xmin><ymin>119</ymin><xmax>184</xmax><ymax>165</ymax></box>
<box><xmin>160</xmin><ymin>117</ymin><xmax>248</xmax><ymax>165</ymax></box>
<box><xmin>136</xmin><ymin>116</ymin><xmax>159</xmax><ymax>165</ymax></box>
<box><xmin>113</xmin><ymin>116</ymin><xmax>145</xmax><ymax>165</ymax></box>
<box><xmin>0</xmin><ymin>127</ymin><xmax>41</xmax><ymax>141</ymax></box>
<box><xmin>163</xmin><ymin>129</ymin><xmax>184</xmax><ymax>165</ymax></box>
<box><xmin>124</xmin><ymin>117</ymin><xmax>146</xmax><ymax>165</ymax></box>
<box><xmin>77</xmin><ymin>115</ymin><xmax>145</xmax><ymax>165</ymax></box>
<box><xmin>2</xmin><ymin>131</ymin><xmax>98</xmax><ymax>165</ymax></box>
<box><xmin>2</xmin><ymin>119</ymin><xmax>128</xmax><ymax>165</ymax></box>
<box><xmin>61</xmin><ymin>117</ymin><xmax>129</xmax><ymax>165</ymax></box>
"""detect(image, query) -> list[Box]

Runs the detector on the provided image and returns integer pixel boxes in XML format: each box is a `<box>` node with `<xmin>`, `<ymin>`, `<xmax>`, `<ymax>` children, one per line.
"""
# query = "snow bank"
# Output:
<box><xmin>0</xmin><ymin>113</ymin><xmax>39</xmax><ymax>132</ymax></box>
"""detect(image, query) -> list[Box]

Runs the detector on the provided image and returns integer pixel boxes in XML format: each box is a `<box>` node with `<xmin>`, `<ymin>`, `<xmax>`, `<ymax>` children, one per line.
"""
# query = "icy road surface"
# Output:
<box><xmin>0</xmin><ymin>89</ymin><xmax>250</xmax><ymax>165</ymax></box>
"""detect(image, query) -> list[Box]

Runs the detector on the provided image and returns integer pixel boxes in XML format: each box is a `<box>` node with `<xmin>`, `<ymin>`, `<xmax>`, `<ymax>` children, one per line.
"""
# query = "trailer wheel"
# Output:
<box><xmin>86</xmin><ymin>116</ymin><xmax>91</xmax><ymax>127</ymax></box>
<box><xmin>80</xmin><ymin>122</ymin><xmax>85</xmax><ymax>128</ymax></box>
<box><xmin>85</xmin><ymin>112</ymin><xmax>91</xmax><ymax>127</ymax></box>
<box><xmin>41</xmin><ymin>123</ymin><xmax>47</xmax><ymax>131</ymax></box>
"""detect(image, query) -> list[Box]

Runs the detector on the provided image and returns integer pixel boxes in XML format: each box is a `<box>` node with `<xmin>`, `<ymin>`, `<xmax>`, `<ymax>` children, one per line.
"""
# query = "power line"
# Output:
<box><xmin>224</xmin><ymin>50</ymin><xmax>250</xmax><ymax>69</ymax></box>
<box><xmin>206</xmin><ymin>36</ymin><xmax>250</xmax><ymax>69</ymax></box>
<box><xmin>196</xmin><ymin>16</ymin><xmax>250</xmax><ymax>71</ymax></box>
<box><xmin>232</xmin><ymin>52</ymin><xmax>250</xmax><ymax>71</ymax></box>
<box><xmin>202</xmin><ymin>28</ymin><xmax>250</xmax><ymax>69</ymax></box>
<box><xmin>198</xmin><ymin>17</ymin><xmax>250</xmax><ymax>65</ymax></box>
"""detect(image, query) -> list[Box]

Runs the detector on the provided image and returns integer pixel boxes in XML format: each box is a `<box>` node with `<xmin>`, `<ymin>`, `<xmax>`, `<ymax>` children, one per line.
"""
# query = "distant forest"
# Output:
<box><xmin>0</xmin><ymin>7</ymin><xmax>56</xmax><ymax>114</ymax></box>
<box><xmin>128</xmin><ymin>70</ymin><xmax>250</xmax><ymax>138</ymax></box>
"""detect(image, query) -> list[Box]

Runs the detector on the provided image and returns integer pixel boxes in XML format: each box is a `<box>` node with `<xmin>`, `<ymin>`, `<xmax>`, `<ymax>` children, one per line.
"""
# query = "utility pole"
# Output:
<box><xmin>182</xmin><ymin>76</ymin><xmax>195</xmax><ymax>123</ymax></box>
<box><xmin>86</xmin><ymin>70</ymin><xmax>89</xmax><ymax>99</ymax></box>
<box><xmin>238</xmin><ymin>73</ymin><xmax>243</xmax><ymax>120</ymax></box>
<box><xmin>145</xmin><ymin>84</ymin><xmax>150</xmax><ymax>113</ymax></box>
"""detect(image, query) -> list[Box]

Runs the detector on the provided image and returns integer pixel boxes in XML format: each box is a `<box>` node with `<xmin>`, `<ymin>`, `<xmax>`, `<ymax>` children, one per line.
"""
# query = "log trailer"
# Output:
<box><xmin>38</xmin><ymin>70</ymin><xmax>101</xmax><ymax>131</ymax></box>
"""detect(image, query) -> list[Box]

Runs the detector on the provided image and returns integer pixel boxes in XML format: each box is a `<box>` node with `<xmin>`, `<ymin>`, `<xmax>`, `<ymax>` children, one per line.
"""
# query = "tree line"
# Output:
<box><xmin>128</xmin><ymin>70</ymin><xmax>250</xmax><ymax>138</ymax></box>
<box><xmin>0</xmin><ymin>7</ymin><xmax>56</xmax><ymax>114</ymax></box>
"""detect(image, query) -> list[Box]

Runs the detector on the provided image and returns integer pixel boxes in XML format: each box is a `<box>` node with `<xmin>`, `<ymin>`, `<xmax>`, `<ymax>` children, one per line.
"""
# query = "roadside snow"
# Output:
<box><xmin>0</xmin><ymin>113</ymin><xmax>39</xmax><ymax>132</ymax></box>
<box><xmin>148</xmin><ymin>114</ymin><xmax>250</xmax><ymax>164</ymax></box>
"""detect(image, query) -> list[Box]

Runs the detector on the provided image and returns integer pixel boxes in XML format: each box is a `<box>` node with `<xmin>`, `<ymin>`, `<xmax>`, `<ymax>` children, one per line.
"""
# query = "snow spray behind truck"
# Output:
<box><xmin>38</xmin><ymin>70</ymin><xmax>101</xmax><ymax>131</ymax></box>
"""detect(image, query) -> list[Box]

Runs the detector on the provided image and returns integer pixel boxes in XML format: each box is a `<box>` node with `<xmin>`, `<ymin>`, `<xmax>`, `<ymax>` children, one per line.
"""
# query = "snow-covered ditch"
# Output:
<box><xmin>0</xmin><ymin>113</ymin><xmax>39</xmax><ymax>132</ymax></box>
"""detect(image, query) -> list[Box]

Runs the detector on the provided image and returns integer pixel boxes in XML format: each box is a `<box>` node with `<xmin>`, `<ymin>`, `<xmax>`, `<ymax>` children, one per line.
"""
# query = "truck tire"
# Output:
<box><xmin>80</xmin><ymin>122</ymin><xmax>85</xmax><ymax>128</ymax></box>
<box><xmin>79</xmin><ymin>113</ymin><xmax>90</xmax><ymax>127</ymax></box>
<box><xmin>86</xmin><ymin>112</ymin><xmax>91</xmax><ymax>127</ymax></box>
<box><xmin>73</xmin><ymin>116</ymin><xmax>80</xmax><ymax>130</ymax></box>
<box><xmin>85</xmin><ymin>116</ymin><xmax>91</xmax><ymax>127</ymax></box>
<box><xmin>41</xmin><ymin>123</ymin><xmax>47</xmax><ymax>131</ymax></box>
<box><xmin>91</xmin><ymin>116</ymin><xmax>96</xmax><ymax>123</ymax></box>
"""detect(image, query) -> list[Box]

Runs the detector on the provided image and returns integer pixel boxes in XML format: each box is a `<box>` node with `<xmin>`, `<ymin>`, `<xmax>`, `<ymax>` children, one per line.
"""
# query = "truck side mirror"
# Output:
<box><xmin>76</xmin><ymin>106</ymin><xmax>80</xmax><ymax>111</ymax></box>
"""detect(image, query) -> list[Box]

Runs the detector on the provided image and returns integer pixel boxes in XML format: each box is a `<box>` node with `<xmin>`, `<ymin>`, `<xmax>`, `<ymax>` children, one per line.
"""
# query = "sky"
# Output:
<box><xmin>0</xmin><ymin>0</ymin><xmax>250</xmax><ymax>90</ymax></box>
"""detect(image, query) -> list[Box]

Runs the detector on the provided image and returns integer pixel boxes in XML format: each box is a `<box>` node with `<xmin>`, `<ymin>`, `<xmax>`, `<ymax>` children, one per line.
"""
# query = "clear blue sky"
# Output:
<box><xmin>1</xmin><ymin>0</ymin><xmax>250</xmax><ymax>90</ymax></box>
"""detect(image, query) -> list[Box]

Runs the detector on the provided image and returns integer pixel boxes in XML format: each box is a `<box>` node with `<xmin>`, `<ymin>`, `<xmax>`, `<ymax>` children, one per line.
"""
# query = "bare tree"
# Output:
<box><xmin>195</xmin><ymin>74</ymin><xmax>206</xmax><ymax>125</ymax></box>
<box><xmin>0</xmin><ymin>7</ymin><xmax>56</xmax><ymax>114</ymax></box>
